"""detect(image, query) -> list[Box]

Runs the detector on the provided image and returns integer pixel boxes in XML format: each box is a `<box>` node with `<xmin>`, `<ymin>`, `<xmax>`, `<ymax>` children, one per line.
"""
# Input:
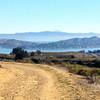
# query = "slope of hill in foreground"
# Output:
<box><xmin>0</xmin><ymin>62</ymin><xmax>99</xmax><ymax>100</ymax></box>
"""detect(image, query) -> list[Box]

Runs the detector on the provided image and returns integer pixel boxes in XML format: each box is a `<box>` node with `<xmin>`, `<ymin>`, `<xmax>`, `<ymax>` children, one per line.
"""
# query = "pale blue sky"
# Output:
<box><xmin>0</xmin><ymin>0</ymin><xmax>100</xmax><ymax>33</ymax></box>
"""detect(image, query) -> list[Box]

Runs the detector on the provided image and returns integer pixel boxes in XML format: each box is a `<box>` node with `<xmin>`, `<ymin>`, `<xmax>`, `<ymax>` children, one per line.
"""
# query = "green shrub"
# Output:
<box><xmin>31</xmin><ymin>58</ymin><xmax>41</xmax><ymax>64</ymax></box>
<box><xmin>65</xmin><ymin>63</ymin><xmax>100</xmax><ymax>83</ymax></box>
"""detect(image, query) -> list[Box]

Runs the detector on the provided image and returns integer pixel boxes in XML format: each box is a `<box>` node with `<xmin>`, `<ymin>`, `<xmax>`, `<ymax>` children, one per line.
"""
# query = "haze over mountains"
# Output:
<box><xmin>0</xmin><ymin>31</ymin><xmax>100</xmax><ymax>42</ymax></box>
<box><xmin>0</xmin><ymin>36</ymin><xmax>100</xmax><ymax>52</ymax></box>
<box><xmin>0</xmin><ymin>31</ymin><xmax>100</xmax><ymax>53</ymax></box>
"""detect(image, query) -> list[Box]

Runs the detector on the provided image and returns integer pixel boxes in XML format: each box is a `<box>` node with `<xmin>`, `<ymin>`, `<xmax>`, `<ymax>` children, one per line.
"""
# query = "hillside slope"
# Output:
<box><xmin>0</xmin><ymin>62</ymin><xmax>99</xmax><ymax>100</ymax></box>
<box><xmin>0</xmin><ymin>36</ymin><xmax>100</xmax><ymax>50</ymax></box>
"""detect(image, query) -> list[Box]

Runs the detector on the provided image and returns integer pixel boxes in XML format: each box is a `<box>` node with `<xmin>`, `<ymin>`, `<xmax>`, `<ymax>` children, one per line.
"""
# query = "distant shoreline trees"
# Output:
<box><xmin>11</xmin><ymin>47</ymin><xmax>42</xmax><ymax>60</ymax></box>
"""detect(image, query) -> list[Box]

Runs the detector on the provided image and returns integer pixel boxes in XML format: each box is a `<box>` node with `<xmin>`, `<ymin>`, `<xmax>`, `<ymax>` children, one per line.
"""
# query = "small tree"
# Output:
<box><xmin>30</xmin><ymin>52</ymin><xmax>35</xmax><ymax>56</ymax></box>
<box><xmin>36</xmin><ymin>50</ymin><xmax>41</xmax><ymax>55</ymax></box>
<box><xmin>11</xmin><ymin>47</ymin><xmax>28</xmax><ymax>60</ymax></box>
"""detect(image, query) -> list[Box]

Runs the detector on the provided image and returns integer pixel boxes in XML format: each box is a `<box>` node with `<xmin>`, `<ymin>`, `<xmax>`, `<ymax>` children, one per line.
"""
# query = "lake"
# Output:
<box><xmin>0</xmin><ymin>47</ymin><xmax>100</xmax><ymax>54</ymax></box>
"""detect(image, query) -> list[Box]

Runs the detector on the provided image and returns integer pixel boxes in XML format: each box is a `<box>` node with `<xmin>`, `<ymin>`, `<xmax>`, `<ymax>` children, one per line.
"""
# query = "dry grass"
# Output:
<box><xmin>0</xmin><ymin>62</ymin><xmax>99</xmax><ymax>100</ymax></box>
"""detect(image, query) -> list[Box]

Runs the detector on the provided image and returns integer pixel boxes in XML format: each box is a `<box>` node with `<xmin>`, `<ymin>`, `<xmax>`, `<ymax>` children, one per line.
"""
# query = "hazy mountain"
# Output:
<box><xmin>0</xmin><ymin>37</ymin><xmax>100</xmax><ymax>51</ymax></box>
<box><xmin>0</xmin><ymin>39</ymin><xmax>41</xmax><ymax>49</ymax></box>
<box><xmin>35</xmin><ymin>36</ymin><xmax>100</xmax><ymax>50</ymax></box>
<box><xmin>0</xmin><ymin>31</ymin><xmax>100</xmax><ymax>42</ymax></box>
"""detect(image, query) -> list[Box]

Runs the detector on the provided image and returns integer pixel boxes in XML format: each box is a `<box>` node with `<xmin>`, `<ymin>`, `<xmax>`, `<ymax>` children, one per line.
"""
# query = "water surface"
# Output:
<box><xmin>0</xmin><ymin>47</ymin><xmax>100</xmax><ymax>54</ymax></box>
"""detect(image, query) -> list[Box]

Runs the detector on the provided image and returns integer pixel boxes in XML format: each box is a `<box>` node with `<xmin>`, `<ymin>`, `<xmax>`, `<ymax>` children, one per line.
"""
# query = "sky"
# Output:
<box><xmin>0</xmin><ymin>0</ymin><xmax>100</xmax><ymax>33</ymax></box>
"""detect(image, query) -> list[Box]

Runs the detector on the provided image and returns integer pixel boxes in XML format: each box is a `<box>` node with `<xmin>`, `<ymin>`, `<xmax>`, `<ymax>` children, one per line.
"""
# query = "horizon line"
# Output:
<box><xmin>0</xmin><ymin>31</ymin><xmax>99</xmax><ymax>34</ymax></box>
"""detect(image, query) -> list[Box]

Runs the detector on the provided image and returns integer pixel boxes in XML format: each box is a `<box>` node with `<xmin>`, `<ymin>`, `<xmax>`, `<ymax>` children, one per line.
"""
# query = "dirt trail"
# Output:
<box><xmin>0</xmin><ymin>62</ymin><xmax>99</xmax><ymax>100</ymax></box>
<box><xmin>0</xmin><ymin>62</ymin><xmax>59</xmax><ymax>100</ymax></box>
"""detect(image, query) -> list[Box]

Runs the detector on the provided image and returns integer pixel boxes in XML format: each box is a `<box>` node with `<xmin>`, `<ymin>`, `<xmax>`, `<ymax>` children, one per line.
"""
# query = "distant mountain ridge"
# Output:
<box><xmin>0</xmin><ymin>31</ymin><xmax>100</xmax><ymax>42</ymax></box>
<box><xmin>0</xmin><ymin>36</ymin><xmax>100</xmax><ymax>50</ymax></box>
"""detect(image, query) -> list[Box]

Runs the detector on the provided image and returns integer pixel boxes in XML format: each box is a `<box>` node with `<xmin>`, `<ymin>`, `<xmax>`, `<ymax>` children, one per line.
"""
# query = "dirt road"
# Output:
<box><xmin>0</xmin><ymin>62</ymin><xmax>99</xmax><ymax>100</ymax></box>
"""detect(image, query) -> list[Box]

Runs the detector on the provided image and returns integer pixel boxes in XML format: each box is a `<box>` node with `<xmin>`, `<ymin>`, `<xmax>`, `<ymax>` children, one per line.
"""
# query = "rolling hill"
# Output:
<box><xmin>0</xmin><ymin>36</ymin><xmax>100</xmax><ymax>50</ymax></box>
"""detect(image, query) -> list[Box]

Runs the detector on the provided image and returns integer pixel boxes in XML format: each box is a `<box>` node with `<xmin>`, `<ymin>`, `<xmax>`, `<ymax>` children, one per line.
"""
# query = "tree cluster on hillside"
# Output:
<box><xmin>11</xmin><ymin>47</ymin><xmax>42</xmax><ymax>60</ymax></box>
<box><xmin>11</xmin><ymin>47</ymin><xmax>28</xmax><ymax>60</ymax></box>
